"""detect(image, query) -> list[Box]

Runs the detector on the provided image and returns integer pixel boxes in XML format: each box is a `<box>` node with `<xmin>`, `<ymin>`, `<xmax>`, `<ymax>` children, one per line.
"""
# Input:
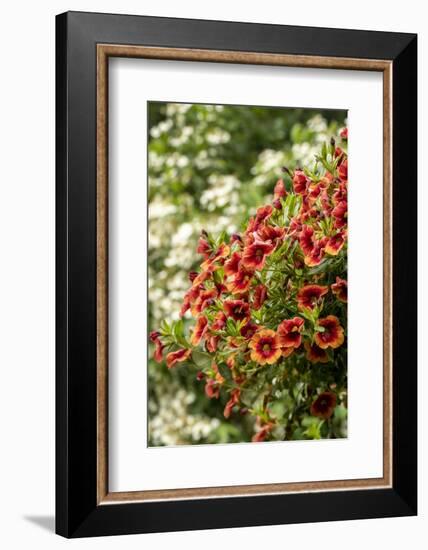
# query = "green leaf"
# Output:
<box><xmin>334</xmin><ymin>405</ymin><xmax>347</xmax><ymax>421</ymax></box>
<box><xmin>192</xmin><ymin>350</ymin><xmax>212</xmax><ymax>369</ymax></box>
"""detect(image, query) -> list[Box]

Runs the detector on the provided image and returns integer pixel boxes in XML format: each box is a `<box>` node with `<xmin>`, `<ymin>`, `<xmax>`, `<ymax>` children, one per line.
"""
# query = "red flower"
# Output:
<box><xmin>205</xmin><ymin>312</ymin><xmax>226</xmax><ymax>352</ymax></box>
<box><xmin>304</xmin><ymin>239</ymin><xmax>326</xmax><ymax>267</ymax></box>
<box><xmin>191</xmin><ymin>288</ymin><xmax>218</xmax><ymax>317</ymax></box>
<box><xmin>196</xmin><ymin>236</ymin><xmax>211</xmax><ymax>259</ymax></box>
<box><xmin>255</xmin><ymin>204</ymin><xmax>273</xmax><ymax>223</ymax></box>
<box><xmin>190</xmin><ymin>315</ymin><xmax>209</xmax><ymax>346</ymax></box>
<box><xmin>205</xmin><ymin>363</ymin><xmax>225</xmax><ymax>398</ymax></box>
<box><xmin>339</xmin><ymin>127</ymin><xmax>348</xmax><ymax>140</ymax></box>
<box><xmin>314</xmin><ymin>315</ymin><xmax>345</xmax><ymax>349</ymax></box>
<box><xmin>307</xmin><ymin>182</ymin><xmax>322</xmax><ymax>203</ymax></box>
<box><xmin>240</xmin><ymin>321</ymin><xmax>259</xmax><ymax>340</ymax></box>
<box><xmin>334</xmin><ymin>146</ymin><xmax>344</xmax><ymax>159</ymax></box>
<box><xmin>299</xmin><ymin>225</ymin><xmax>315</xmax><ymax>256</ymax></box>
<box><xmin>212</xmin><ymin>311</ymin><xmax>227</xmax><ymax>331</ymax></box>
<box><xmin>200</xmin><ymin>243</ymin><xmax>230</xmax><ymax>271</ymax></box>
<box><xmin>310</xmin><ymin>391</ymin><xmax>337</xmax><ymax>419</ymax></box>
<box><xmin>249</xmin><ymin>329</ymin><xmax>282</xmax><ymax>365</ymax></box>
<box><xmin>253</xmin><ymin>284</ymin><xmax>267</xmax><ymax>310</ymax></box>
<box><xmin>241</xmin><ymin>240</ymin><xmax>275</xmax><ymax>270</ymax></box>
<box><xmin>288</xmin><ymin>217</ymin><xmax>302</xmax><ymax>238</ymax></box>
<box><xmin>180</xmin><ymin>284</ymin><xmax>203</xmax><ymax>317</ymax></box>
<box><xmin>293</xmin><ymin>170</ymin><xmax>309</xmax><ymax>195</ymax></box>
<box><xmin>224</xmin><ymin>299</ymin><xmax>250</xmax><ymax>323</ymax></box>
<box><xmin>252</xmin><ymin>421</ymin><xmax>274</xmax><ymax>442</ymax></box>
<box><xmin>230</xmin><ymin>233</ymin><xmax>243</xmax><ymax>245</ymax></box>
<box><xmin>301</xmin><ymin>206</ymin><xmax>320</xmax><ymax>223</ymax></box>
<box><xmin>224</xmin><ymin>251</ymin><xmax>242</xmax><ymax>277</ymax></box>
<box><xmin>257</xmin><ymin>224</ymin><xmax>285</xmax><ymax>245</ymax></box>
<box><xmin>274</xmin><ymin>178</ymin><xmax>287</xmax><ymax>200</ymax></box>
<box><xmin>338</xmin><ymin>159</ymin><xmax>348</xmax><ymax>182</ymax></box>
<box><xmin>244</xmin><ymin>216</ymin><xmax>258</xmax><ymax>237</ymax></box>
<box><xmin>227</xmin><ymin>267</ymin><xmax>254</xmax><ymax>294</ymax></box>
<box><xmin>297</xmin><ymin>284</ymin><xmax>328</xmax><ymax>310</ymax></box>
<box><xmin>277</xmin><ymin>317</ymin><xmax>304</xmax><ymax>349</ymax></box>
<box><xmin>150</xmin><ymin>331</ymin><xmax>165</xmax><ymax>363</ymax></box>
<box><xmin>332</xmin><ymin>200</ymin><xmax>347</xmax><ymax>229</ymax></box>
<box><xmin>282</xmin><ymin>346</ymin><xmax>294</xmax><ymax>358</ymax></box>
<box><xmin>188</xmin><ymin>271</ymin><xmax>198</xmax><ymax>283</ymax></box>
<box><xmin>226</xmin><ymin>355</ymin><xmax>236</xmax><ymax>370</ymax></box>
<box><xmin>331</xmin><ymin>277</ymin><xmax>347</xmax><ymax>302</ymax></box>
<box><xmin>305</xmin><ymin>341</ymin><xmax>329</xmax><ymax>363</ymax></box>
<box><xmin>325</xmin><ymin>232</ymin><xmax>346</xmax><ymax>256</ymax></box>
<box><xmin>206</xmin><ymin>335</ymin><xmax>218</xmax><ymax>353</ymax></box>
<box><xmin>205</xmin><ymin>378</ymin><xmax>220</xmax><ymax>399</ymax></box>
<box><xmin>224</xmin><ymin>388</ymin><xmax>240</xmax><ymax>419</ymax></box>
<box><xmin>166</xmin><ymin>348</ymin><xmax>191</xmax><ymax>369</ymax></box>
<box><xmin>333</xmin><ymin>182</ymin><xmax>347</xmax><ymax>206</ymax></box>
<box><xmin>191</xmin><ymin>264</ymin><xmax>216</xmax><ymax>287</ymax></box>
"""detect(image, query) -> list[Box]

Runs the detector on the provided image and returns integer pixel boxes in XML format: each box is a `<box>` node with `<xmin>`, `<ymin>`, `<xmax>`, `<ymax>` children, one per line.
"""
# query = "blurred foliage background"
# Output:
<box><xmin>148</xmin><ymin>102</ymin><xmax>347</xmax><ymax>446</ymax></box>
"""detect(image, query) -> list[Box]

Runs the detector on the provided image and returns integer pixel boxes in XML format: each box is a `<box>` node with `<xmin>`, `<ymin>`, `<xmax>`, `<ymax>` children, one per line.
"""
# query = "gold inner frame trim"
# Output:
<box><xmin>96</xmin><ymin>44</ymin><xmax>393</xmax><ymax>505</ymax></box>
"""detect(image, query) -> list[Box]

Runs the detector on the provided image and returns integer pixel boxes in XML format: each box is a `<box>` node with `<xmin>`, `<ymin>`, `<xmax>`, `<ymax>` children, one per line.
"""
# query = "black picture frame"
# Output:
<box><xmin>56</xmin><ymin>10</ymin><xmax>417</xmax><ymax>538</ymax></box>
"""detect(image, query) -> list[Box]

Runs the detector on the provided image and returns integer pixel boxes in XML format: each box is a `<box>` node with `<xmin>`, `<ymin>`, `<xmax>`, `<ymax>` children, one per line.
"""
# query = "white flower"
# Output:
<box><xmin>307</xmin><ymin>114</ymin><xmax>327</xmax><ymax>133</ymax></box>
<box><xmin>172</xmin><ymin>223</ymin><xmax>195</xmax><ymax>246</ymax></box>
<box><xmin>206</xmin><ymin>129</ymin><xmax>230</xmax><ymax>145</ymax></box>
<box><xmin>148</xmin><ymin>199</ymin><xmax>177</xmax><ymax>219</ymax></box>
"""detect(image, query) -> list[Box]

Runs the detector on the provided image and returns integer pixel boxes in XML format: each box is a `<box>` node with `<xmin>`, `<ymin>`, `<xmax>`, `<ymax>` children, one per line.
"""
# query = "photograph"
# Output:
<box><xmin>0</xmin><ymin>1</ymin><xmax>421</xmax><ymax>546</ymax></box>
<box><xmin>147</xmin><ymin>102</ymin><xmax>349</xmax><ymax>445</ymax></box>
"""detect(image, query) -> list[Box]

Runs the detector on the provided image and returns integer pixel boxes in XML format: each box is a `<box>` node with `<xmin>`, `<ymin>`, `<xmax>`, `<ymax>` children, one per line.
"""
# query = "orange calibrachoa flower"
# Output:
<box><xmin>332</xmin><ymin>200</ymin><xmax>347</xmax><ymax>229</ymax></box>
<box><xmin>293</xmin><ymin>169</ymin><xmax>309</xmax><ymax>194</ymax></box>
<box><xmin>325</xmin><ymin>232</ymin><xmax>346</xmax><ymax>256</ymax></box>
<box><xmin>200</xmin><ymin>242</ymin><xmax>230</xmax><ymax>271</ymax></box>
<box><xmin>226</xmin><ymin>266</ymin><xmax>254</xmax><ymax>294</ymax></box>
<box><xmin>305</xmin><ymin>341</ymin><xmax>329</xmax><ymax>364</ymax></box>
<box><xmin>224</xmin><ymin>251</ymin><xmax>242</xmax><ymax>276</ymax></box>
<box><xmin>338</xmin><ymin>159</ymin><xmax>348</xmax><ymax>182</ymax></box>
<box><xmin>190</xmin><ymin>287</ymin><xmax>218</xmax><ymax>317</ymax></box>
<box><xmin>241</xmin><ymin>240</ymin><xmax>275</xmax><ymax>270</ymax></box>
<box><xmin>240</xmin><ymin>321</ymin><xmax>259</xmax><ymax>340</ymax></box>
<box><xmin>205</xmin><ymin>378</ymin><xmax>221</xmax><ymax>399</ymax></box>
<box><xmin>277</xmin><ymin>317</ymin><xmax>304</xmax><ymax>349</ymax></box>
<box><xmin>310</xmin><ymin>392</ymin><xmax>337</xmax><ymax>419</ymax></box>
<box><xmin>196</xmin><ymin>236</ymin><xmax>211</xmax><ymax>259</ymax></box>
<box><xmin>190</xmin><ymin>315</ymin><xmax>208</xmax><ymax>346</ymax></box>
<box><xmin>257</xmin><ymin>224</ymin><xmax>285</xmax><ymax>244</ymax></box>
<box><xmin>150</xmin><ymin>331</ymin><xmax>165</xmax><ymax>363</ymax></box>
<box><xmin>249</xmin><ymin>329</ymin><xmax>282</xmax><ymax>365</ymax></box>
<box><xmin>297</xmin><ymin>284</ymin><xmax>328</xmax><ymax>310</ymax></box>
<box><xmin>274</xmin><ymin>178</ymin><xmax>287</xmax><ymax>200</ymax></box>
<box><xmin>204</xmin><ymin>363</ymin><xmax>225</xmax><ymax>399</ymax></box>
<box><xmin>224</xmin><ymin>299</ymin><xmax>250</xmax><ymax>323</ymax></box>
<box><xmin>253</xmin><ymin>284</ymin><xmax>267</xmax><ymax>310</ymax></box>
<box><xmin>298</xmin><ymin>225</ymin><xmax>328</xmax><ymax>267</ymax></box>
<box><xmin>153</xmin><ymin>127</ymin><xmax>348</xmax><ymax>443</ymax></box>
<box><xmin>314</xmin><ymin>316</ymin><xmax>345</xmax><ymax>349</ymax></box>
<box><xmin>255</xmin><ymin>204</ymin><xmax>273</xmax><ymax>224</ymax></box>
<box><xmin>166</xmin><ymin>348</ymin><xmax>191</xmax><ymax>369</ymax></box>
<box><xmin>299</xmin><ymin>224</ymin><xmax>315</xmax><ymax>257</ymax></box>
<box><xmin>252</xmin><ymin>420</ymin><xmax>275</xmax><ymax>442</ymax></box>
<box><xmin>331</xmin><ymin>276</ymin><xmax>348</xmax><ymax>303</ymax></box>
<box><xmin>224</xmin><ymin>388</ymin><xmax>241</xmax><ymax>418</ymax></box>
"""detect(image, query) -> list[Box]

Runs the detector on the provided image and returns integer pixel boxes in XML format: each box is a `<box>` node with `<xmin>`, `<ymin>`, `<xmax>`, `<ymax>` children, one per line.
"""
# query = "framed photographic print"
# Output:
<box><xmin>56</xmin><ymin>11</ymin><xmax>417</xmax><ymax>538</ymax></box>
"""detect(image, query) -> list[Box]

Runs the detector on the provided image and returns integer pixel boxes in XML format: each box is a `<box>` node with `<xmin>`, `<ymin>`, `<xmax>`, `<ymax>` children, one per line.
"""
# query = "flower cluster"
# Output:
<box><xmin>152</xmin><ymin>129</ymin><xmax>348</xmax><ymax>442</ymax></box>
